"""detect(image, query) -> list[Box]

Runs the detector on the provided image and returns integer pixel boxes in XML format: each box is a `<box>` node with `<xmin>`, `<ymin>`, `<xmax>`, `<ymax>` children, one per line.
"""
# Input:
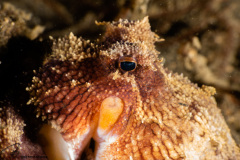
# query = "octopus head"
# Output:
<box><xmin>27</xmin><ymin>17</ymin><xmax>166</xmax><ymax>159</ymax></box>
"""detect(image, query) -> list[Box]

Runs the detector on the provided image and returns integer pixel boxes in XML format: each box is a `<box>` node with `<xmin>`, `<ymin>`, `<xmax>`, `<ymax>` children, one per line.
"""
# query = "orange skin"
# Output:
<box><xmin>26</xmin><ymin>17</ymin><xmax>240</xmax><ymax>159</ymax></box>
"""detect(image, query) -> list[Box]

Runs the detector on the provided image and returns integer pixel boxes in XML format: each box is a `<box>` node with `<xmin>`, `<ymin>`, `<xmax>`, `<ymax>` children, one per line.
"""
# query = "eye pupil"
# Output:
<box><xmin>118</xmin><ymin>56</ymin><xmax>137</xmax><ymax>72</ymax></box>
<box><xmin>120</xmin><ymin>61</ymin><xmax>136</xmax><ymax>71</ymax></box>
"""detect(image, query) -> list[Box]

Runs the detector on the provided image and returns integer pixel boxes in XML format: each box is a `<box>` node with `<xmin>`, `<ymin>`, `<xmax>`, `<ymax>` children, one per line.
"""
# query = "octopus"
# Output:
<box><xmin>1</xmin><ymin>17</ymin><xmax>240</xmax><ymax>160</ymax></box>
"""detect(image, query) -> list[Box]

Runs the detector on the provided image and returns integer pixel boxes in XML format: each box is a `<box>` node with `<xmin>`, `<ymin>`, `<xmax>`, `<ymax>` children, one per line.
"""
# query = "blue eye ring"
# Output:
<box><xmin>118</xmin><ymin>56</ymin><xmax>137</xmax><ymax>72</ymax></box>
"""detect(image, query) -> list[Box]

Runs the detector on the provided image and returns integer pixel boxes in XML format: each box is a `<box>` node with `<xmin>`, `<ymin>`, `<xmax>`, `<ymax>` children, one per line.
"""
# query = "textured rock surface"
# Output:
<box><xmin>0</xmin><ymin>103</ymin><xmax>46</xmax><ymax>159</ymax></box>
<box><xmin>0</xmin><ymin>2</ymin><xmax>44</xmax><ymax>46</ymax></box>
<box><xmin>0</xmin><ymin>105</ymin><xmax>24</xmax><ymax>159</ymax></box>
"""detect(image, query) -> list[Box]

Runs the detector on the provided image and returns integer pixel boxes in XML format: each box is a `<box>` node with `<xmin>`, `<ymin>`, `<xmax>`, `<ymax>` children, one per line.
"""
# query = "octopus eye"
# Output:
<box><xmin>118</xmin><ymin>56</ymin><xmax>137</xmax><ymax>72</ymax></box>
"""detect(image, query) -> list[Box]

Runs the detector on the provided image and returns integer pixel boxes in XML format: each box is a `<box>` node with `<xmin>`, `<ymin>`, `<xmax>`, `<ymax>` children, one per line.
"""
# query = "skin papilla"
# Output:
<box><xmin>24</xmin><ymin>17</ymin><xmax>240</xmax><ymax>159</ymax></box>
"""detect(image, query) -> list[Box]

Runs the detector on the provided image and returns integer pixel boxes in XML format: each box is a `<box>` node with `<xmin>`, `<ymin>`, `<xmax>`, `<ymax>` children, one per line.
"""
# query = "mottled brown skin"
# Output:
<box><xmin>26</xmin><ymin>17</ymin><xmax>240</xmax><ymax>159</ymax></box>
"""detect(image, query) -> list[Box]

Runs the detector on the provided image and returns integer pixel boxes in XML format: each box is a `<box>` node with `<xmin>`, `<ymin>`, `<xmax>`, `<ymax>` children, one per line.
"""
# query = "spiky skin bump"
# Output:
<box><xmin>27</xmin><ymin>17</ymin><xmax>240</xmax><ymax>159</ymax></box>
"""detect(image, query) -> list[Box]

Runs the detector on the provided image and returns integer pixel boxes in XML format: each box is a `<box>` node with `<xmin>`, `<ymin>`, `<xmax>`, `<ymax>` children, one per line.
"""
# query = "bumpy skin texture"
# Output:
<box><xmin>27</xmin><ymin>17</ymin><xmax>240</xmax><ymax>159</ymax></box>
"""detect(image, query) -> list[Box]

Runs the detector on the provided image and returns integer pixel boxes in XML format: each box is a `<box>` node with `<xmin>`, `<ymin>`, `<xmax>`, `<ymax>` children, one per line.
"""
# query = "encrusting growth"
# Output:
<box><xmin>0</xmin><ymin>2</ymin><xmax>44</xmax><ymax>46</ymax></box>
<box><xmin>0</xmin><ymin>106</ymin><xmax>25</xmax><ymax>159</ymax></box>
<box><xmin>25</xmin><ymin>17</ymin><xmax>240</xmax><ymax>159</ymax></box>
